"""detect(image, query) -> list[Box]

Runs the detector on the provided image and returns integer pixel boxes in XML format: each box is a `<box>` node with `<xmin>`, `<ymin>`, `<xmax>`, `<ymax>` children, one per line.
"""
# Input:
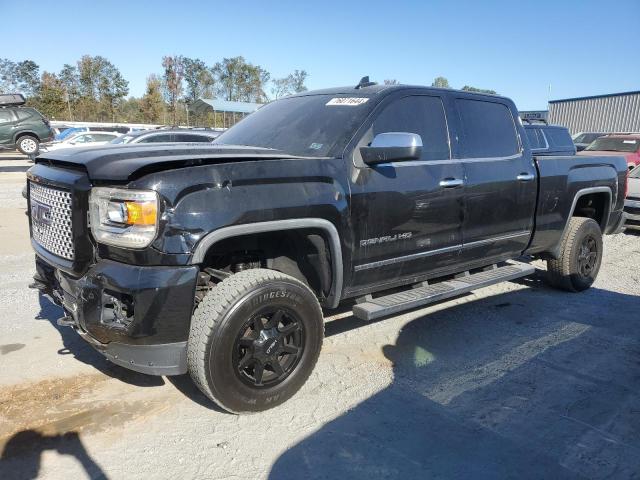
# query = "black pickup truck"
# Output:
<box><xmin>27</xmin><ymin>82</ymin><xmax>628</xmax><ymax>413</ymax></box>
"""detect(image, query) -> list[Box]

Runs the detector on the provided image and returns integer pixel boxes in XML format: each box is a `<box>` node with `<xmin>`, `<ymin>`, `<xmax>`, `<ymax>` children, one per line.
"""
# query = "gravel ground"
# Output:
<box><xmin>0</xmin><ymin>167</ymin><xmax>639</xmax><ymax>479</ymax></box>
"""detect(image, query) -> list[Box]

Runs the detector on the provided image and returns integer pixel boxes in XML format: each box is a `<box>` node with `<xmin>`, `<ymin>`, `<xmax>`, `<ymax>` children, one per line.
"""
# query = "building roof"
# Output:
<box><xmin>549</xmin><ymin>90</ymin><xmax>640</xmax><ymax>104</ymax></box>
<box><xmin>190</xmin><ymin>98</ymin><xmax>262</xmax><ymax>114</ymax></box>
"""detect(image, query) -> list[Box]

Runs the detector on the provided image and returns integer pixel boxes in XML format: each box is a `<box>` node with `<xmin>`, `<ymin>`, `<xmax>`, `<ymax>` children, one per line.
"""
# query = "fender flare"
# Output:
<box><xmin>13</xmin><ymin>130</ymin><xmax>40</xmax><ymax>143</ymax></box>
<box><xmin>550</xmin><ymin>186</ymin><xmax>612</xmax><ymax>257</ymax></box>
<box><xmin>190</xmin><ymin>218</ymin><xmax>343</xmax><ymax>308</ymax></box>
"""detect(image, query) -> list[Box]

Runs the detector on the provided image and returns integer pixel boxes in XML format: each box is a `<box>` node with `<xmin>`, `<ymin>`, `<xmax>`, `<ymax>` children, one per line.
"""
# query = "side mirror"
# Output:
<box><xmin>360</xmin><ymin>132</ymin><xmax>422</xmax><ymax>165</ymax></box>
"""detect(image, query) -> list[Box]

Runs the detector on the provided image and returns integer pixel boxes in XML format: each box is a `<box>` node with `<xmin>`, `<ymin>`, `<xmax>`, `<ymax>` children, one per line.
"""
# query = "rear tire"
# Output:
<box><xmin>16</xmin><ymin>135</ymin><xmax>39</xmax><ymax>155</ymax></box>
<box><xmin>187</xmin><ymin>269</ymin><xmax>324</xmax><ymax>413</ymax></box>
<box><xmin>547</xmin><ymin>217</ymin><xmax>603</xmax><ymax>292</ymax></box>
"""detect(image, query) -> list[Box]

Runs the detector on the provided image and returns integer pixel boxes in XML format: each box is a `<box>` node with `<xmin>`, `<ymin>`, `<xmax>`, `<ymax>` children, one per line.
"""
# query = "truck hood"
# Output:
<box><xmin>34</xmin><ymin>144</ymin><xmax>325</xmax><ymax>182</ymax></box>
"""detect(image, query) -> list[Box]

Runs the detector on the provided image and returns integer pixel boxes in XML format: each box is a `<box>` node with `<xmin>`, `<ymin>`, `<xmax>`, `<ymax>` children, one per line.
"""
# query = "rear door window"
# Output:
<box><xmin>92</xmin><ymin>133</ymin><xmax>117</xmax><ymax>142</ymax></box>
<box><xmin>174</xmin><ymin>133</ymin><xmax>213</xmax><ymax>143</ymax></box>
<box><xmin>455</xmin><ymin>99</ymin><xmax>520</xmax><ymax>158</ymax></box>
<box><xmin>138</xmin><ymin>133</ymin><xmax>173</xmax><ymax>143</ymax></box>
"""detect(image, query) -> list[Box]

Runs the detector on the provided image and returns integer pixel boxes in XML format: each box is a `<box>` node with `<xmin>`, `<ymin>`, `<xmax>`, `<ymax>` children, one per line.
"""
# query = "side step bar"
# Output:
<box><xmin>352</xmin><ymin>262</ymin><xmax>535</xmax><ymax>321</ymax></box>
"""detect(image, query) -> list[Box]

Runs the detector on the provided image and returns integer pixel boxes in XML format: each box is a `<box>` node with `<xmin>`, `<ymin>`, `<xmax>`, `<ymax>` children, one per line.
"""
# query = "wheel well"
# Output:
<box><xmin>199</xmin><ymin>228</ymin><xmax>333</xmax><ymax>303</ymax></box>
<box><xmin>572</xmin><ymin>192</ymin><xmax>608</xmax><ymax>230</ymax></box>
<box><xmin>15</xmin><ymin>132</ymin><xmax>39</xmax><ymax>143</ymax></box>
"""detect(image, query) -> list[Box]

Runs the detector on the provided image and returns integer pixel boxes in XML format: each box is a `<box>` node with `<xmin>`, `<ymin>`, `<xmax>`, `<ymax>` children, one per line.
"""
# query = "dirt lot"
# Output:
<box><xmin>0</xmin><ymin>154</ymin><xmax>639</xmax><ymax>479</ymax></box>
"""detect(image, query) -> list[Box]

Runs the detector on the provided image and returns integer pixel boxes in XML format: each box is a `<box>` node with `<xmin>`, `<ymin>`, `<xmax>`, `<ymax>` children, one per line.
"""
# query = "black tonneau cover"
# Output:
<box><xmin>35</xmin><ymin>144</ymin><xmax>326</xmax><ymax>181</ymax></box>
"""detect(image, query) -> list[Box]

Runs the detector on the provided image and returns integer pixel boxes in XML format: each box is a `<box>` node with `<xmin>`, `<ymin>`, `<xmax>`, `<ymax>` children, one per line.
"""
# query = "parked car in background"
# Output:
<box><xmin>523</xmin><ymin>123</ymin><xmax>576</xmax><ymax>156</ymax></box>
<box><xmin>624</xmin><ymin>166</ymin><xmax>640</xmax><ymax>230</ymax></box>
<box><xmin>579</xmin><ymin>134</ymin><xmax>640</xmax><ymax>170</ymax></box>
<box><xmin>110</xmin><ymin>128</ymin><xmax>220</xmax><ymax>145</ymax></box>
<box><xmin>54</xmin><ymin>127</ymin><xmax>90</xmax><ymax>141</ymax></box>
<box><xmin>41</xmin><ymin>131</ymin><xmax>121</xmax><ymax>152</ymax></box>
<box><xmin>572</xmin><ymin>131</ymin><xmax>605</xmax><ymax>152</ymax></box>
<box><xmin>0</xmin><ymin>94</ymin><xmax>53</xmax><ymax>155</ymax></box>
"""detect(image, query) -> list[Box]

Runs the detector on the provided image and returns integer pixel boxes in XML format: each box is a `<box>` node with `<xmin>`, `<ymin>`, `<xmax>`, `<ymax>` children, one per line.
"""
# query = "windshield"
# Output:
<box><xmin>110</xmin><ymin>135</ymin><xmax>134</xmax><ymax>144</ymax></box>
<box><xmin>574</xmin><ymin>133</ymin><xmax>603</xmax><ymax>144</ymax></box>
<box><xmin>631</xmin><ymin>166</ymin><xmax>640</xmax><ymax>178</ymax></box>
<box><xmin>586</xmin><ymin>137</ymin><xmax>639</xmax><ymax>153</ymax></box>
<box><xmin>214</xmin><ymin>94</ymin><xmax>375</xmax><ymax>157</ymax></box>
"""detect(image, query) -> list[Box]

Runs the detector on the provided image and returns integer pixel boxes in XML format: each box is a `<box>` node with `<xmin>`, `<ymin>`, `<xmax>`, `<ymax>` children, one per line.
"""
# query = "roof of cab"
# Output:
<box><xmin>288</xmin><ymin>83</ymin><xmax>510</xmax><ymax>103</ymax></box>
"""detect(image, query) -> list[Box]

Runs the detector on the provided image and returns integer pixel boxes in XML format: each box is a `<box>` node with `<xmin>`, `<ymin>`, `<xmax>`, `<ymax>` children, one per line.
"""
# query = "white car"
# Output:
<box><xmin>41</xmin><ymin>131</ymin><xmax>121</xmax><ymax>152</ymax></box>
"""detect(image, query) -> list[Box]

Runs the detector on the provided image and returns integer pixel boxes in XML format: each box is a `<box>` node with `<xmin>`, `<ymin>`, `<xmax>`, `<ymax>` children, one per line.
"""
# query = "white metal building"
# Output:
<box><xmin>548</xmin><ymin>91</ymin><xmax>640</xmax><ymax>134</ymax></box>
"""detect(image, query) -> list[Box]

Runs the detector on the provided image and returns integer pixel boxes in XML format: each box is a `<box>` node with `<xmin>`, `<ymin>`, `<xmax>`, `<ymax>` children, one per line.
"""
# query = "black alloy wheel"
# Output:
<box><xmin>233</xmin><ymin>308</ymin><xmax>304</xmax><ymax>388</ymax></box>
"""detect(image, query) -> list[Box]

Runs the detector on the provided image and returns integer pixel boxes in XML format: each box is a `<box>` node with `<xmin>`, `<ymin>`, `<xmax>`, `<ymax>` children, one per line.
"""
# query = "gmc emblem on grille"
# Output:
<box><xmin>31</xmin><ymin>201</ymin><xmax>52</xmax><ymax>225</ymax></box>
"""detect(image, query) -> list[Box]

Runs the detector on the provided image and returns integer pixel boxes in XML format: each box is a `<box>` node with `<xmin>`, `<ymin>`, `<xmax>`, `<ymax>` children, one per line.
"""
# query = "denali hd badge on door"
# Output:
<box><xmin>360</xmin><ymin>232</ymin><xmax>412</xmax><ymax>247</ymax></box>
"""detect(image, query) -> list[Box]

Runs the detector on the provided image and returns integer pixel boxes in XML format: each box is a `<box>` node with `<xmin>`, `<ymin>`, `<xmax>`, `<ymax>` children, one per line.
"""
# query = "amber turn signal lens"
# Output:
<box><xmin>125</xmin><ymin>201</ymin><xmax>157</xmax><ymax>226</ymax></box>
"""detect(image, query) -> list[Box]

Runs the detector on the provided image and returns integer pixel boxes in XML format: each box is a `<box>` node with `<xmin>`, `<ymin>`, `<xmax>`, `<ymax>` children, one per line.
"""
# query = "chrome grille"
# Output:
<box><xmin>29</xmin><ymin>182</ymin><xmax>74</xmax><ymax>260</ymax></box>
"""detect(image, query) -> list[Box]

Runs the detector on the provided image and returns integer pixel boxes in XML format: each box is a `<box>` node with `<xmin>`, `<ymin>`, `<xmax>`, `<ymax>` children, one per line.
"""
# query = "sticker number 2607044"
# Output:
<box><xmin>326</xmin><ymin>97</ymin><xmax>369</xmax><ymax>106</ymax></box>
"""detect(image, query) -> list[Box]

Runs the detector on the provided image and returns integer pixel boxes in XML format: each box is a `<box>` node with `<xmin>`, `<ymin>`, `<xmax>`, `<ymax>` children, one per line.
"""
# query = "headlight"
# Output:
<box><xmin>89</xmin><ymin>187</ymin><xmax>159</xmax><ymax>248</ymax></box>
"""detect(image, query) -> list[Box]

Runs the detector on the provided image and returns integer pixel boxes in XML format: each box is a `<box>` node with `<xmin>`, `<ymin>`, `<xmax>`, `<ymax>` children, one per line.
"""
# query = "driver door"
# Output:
<box><xmin>347</xmin><ymin>94</ymin><xmax>465</xmax><ymax>292</ymax></box>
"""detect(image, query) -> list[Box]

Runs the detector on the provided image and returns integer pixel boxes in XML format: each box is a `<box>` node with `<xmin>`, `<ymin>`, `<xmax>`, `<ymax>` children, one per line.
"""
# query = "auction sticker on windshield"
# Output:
<box><xmin>326</xmin><ymin>97</ymin><xmax>369</xmax><ymax>106</ymax></box>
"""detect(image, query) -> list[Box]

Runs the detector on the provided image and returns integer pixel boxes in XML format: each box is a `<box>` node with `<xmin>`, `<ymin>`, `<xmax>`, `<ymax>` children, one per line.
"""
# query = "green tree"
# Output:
<box><xmin>140</xmin><ymin>74</ymin><xmax>165</xmax><ymax>123</ymax></box>
<box><xmin>461</xmin><ymin>85</ymin><xmax>497</xmax><ymax>94</ymax></box>
<box><xmin>73</xmin><ymin>55</ymin><xmax>129</xmax><ymax>121</ymax></box>
<box><xmin>289</xmin><ymin>69</ymin><xmax>308</xmax><ymax>93</ymax></box>
<box><xmin>118</xmin><ymin>97</ymin><xmax>145</xmax><ymax>123</ymax></box>
<box><xmin>213</xmin><ymin>56</ymin><xmax>269</xmax><ymax>103</ymax></box>
<box><xmin>58</xmin><ymin>64</ymin><xmax>79</xmax><ymax>120</ymax></box>
<box><xmin>15</xmin><ymin>60</ymin><xmax>41</xmax><ymax>97</ymax></box>
<box><xmin>30</xmin><ymin>72</ymin><xmax>66</xmax><ymax>119</ymax></box>
<box><xmin>162</xmin><ymin>55</ymin><xmax>184</xmax><ymax>125</ymax></box>
<box><xmin>0</xmin><ymin>58</ymin><xmax>17</xmax><ymax>92</ymax></box>
<box><xmin>182</xmin><ymin>57</ymin><xmax>215</xmax><ymax>104</ymax></box>
<box><xmin>0</xmin><ymin>59</ymin><xmax>41</xmax><ymax>97</ymax></box>
<box><xmin>431</xmin><ymin>76</ymin><xmax>450</xmax><ymax>88</ymax></box>
<box><xmin>98</xmin><ymin>63</ymin><xmax>129</xmax><ymax>122</ymax></box>
<box><xmin>270</xmin><ymin>69</ymin><xmax>307</xmax><ymax>100</ymax></box>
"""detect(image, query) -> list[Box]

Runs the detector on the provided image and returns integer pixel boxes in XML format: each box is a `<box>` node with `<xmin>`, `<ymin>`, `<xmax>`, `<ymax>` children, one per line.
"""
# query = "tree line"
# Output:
<box><xmin>0</xmin><ymin>57</ymin><xmax>496</xmax><ymax>127</ymax></box>
<box><xmin>0</xmin><ymin>55</ymin><xmax>308</xmax><ymax>126</ymax></box>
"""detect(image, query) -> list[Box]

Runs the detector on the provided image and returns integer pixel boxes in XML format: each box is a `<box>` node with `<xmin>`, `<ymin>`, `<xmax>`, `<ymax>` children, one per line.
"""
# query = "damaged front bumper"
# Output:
<box><xmin>34</xmin><ymin>256</ymin><xmax>199</xmax><ymax>376</ymax></box>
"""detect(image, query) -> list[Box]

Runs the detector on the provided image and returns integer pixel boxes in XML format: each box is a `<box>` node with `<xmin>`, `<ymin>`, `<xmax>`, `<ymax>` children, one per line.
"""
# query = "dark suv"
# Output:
<box><xmin>110</xmin><ymin>128</ymin><xmax>220</xmax><ymax>145</ymax></box>
<box><xmin>0</xmin><ymin>94</ymin><xmax>53</xmax><ymax>155</ymax></box>
<box><xmin>523</xmin><ymin>123</ymin><xmax>576</xmax><ymax>156</ymax></box>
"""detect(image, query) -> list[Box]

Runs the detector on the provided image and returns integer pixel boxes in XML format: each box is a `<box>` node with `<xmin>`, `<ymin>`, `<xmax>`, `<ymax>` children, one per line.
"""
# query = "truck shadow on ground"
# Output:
<box><xmin>0</xmin><ymin>430</ymin><xmax>107</xmax><ymax>480</ymax></box>
<box><xmin>272</xmin><ymin>276</ymin><xmax>640</xmax><ymax>479</ymax></box>
<box><xmin>35</xmin><ymin>294</ymin><xmax>164</xmax><ymax>388</ymax></box>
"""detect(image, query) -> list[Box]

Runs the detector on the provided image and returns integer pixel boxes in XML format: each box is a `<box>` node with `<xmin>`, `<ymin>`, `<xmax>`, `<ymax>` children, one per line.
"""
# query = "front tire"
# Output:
<box><xmin>16</xmin><ymin>135</ymin><xmax>39</xmax><ymax>155</ymax></box>
<box><xmin>547</xmin><ymin>217</ymin><xmax>603</xmax><ymax>292</ymax></box>
<box><xmin>187</xmin><ymin>269</ymin><xmax>324</xmax><ymax>413</ymax></box>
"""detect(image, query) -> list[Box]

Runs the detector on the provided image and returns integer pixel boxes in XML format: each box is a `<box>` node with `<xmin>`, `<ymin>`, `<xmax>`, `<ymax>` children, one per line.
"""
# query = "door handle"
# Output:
<box><xmin>516</xmin><ymin>173</ymin><xmax>535</xmax><ymax>182</ymax></box>
<box><xmin>439</xmin><ymin>178</ymin><xmax>464</xmax><ymax>188</ymax></box>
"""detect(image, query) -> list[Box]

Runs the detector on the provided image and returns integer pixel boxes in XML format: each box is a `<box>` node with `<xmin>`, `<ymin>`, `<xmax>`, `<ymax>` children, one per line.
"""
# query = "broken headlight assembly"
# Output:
<box><xmin>89</xmin><ymin>187</ymin><xmax>159</xmax><ymax>248</ymax></box>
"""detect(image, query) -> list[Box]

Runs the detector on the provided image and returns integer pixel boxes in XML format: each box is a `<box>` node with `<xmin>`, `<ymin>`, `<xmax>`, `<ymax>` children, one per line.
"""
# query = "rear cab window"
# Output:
<box><xmin>455</xmin><ymin>98</ymin><xmax>520</xmax><ymax>158</ymax></box>
<box><xmin>525</xmin><ymin>128</ymin><xmax>546</xmax><ymax>150</ymax></box>
<box><xmin>543</xmin><ymin>128</ymin><xmax>573</xmax><ymax>148</ymax></box>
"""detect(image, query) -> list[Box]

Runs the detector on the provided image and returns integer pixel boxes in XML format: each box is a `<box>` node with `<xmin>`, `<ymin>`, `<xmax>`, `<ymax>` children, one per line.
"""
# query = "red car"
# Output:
<box><xmin>579</xmin><ymin>134</ymin><xmax>640</xmax><ymax>170</ymax></box>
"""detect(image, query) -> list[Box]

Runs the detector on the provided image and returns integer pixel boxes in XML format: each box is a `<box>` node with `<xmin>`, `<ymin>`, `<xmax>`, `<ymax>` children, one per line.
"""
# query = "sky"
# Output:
<box><xmin>1</xmin><ymin>0</ymin><xmax>638</xmax><ymax>111</ymax></box>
